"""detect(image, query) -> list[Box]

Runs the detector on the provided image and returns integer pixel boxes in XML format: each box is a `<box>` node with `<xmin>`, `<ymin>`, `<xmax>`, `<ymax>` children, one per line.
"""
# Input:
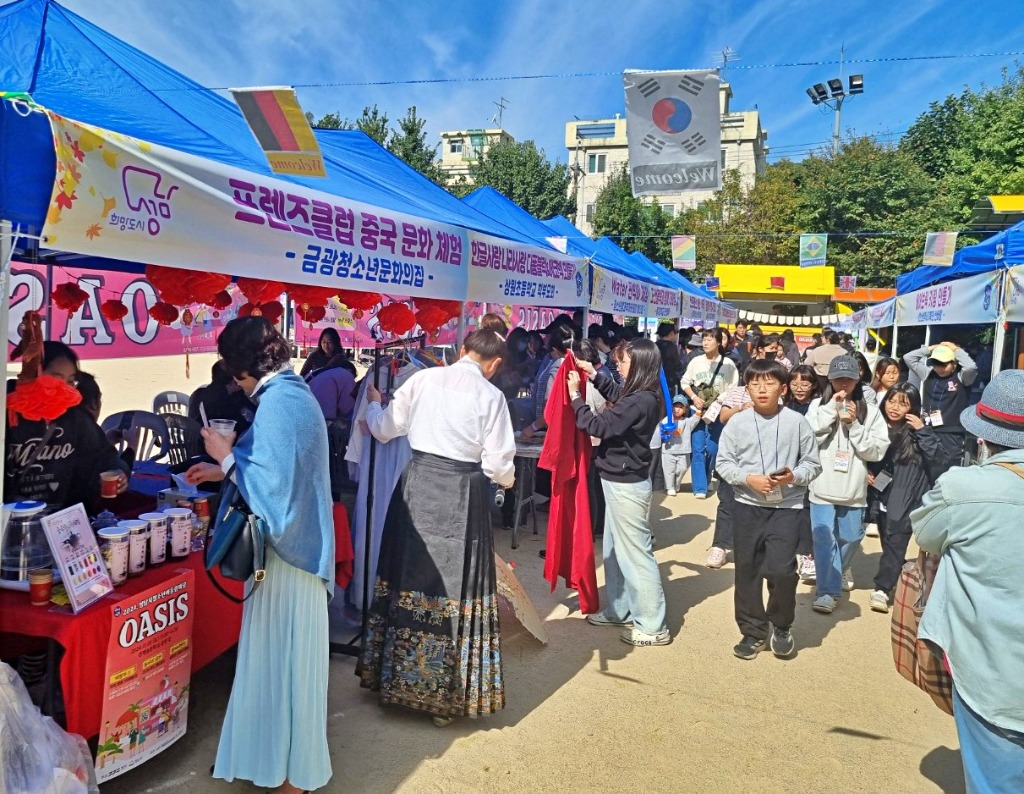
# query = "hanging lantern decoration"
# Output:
<box><xmin>100</xmin><ymin>299</ymin><xmax>129</xmax><ymax>321</ymax></box>
<box><xmin>8</xmin><ymin>375</ymin><xmax>82</xmax><ymax>426</ymax></box>
<box><xmin>236</xmin><ymin>278</ymin><xmax>284</xmax><ymax>306</ymax></box>
<box><xmin>259</xmin><ymin>300</ymin><xmax>284</xmax><ymax>325</ymax></box>
<box><xmin>376</xmin><ymin>302</ymin><xmax>417</xmax><ymax>336</ymax></box>
<box><xmin>51</xmin><ymin>282</ymin><xmax>89</xmax><ymax>315</ymax></box>
<box><xmin>296</xmin><ymin>303</ymin><xmax>327</xmax><ymax>324</ymax></box>
<box><xmin>148</xmin><ymin>301</ymin><xmax>179</xmax><ymax>326</ymax></box>
<box><xmin>144</xmin><ymin>265</ymin><xmax>231</xmax><ymax>306</ymax></box>
<box><xmin>210</xmin><ymin>290</ymin><xmax>233</xmax><ymax>310</ymax></box>
<box><xmin>414</xmin><ymin>305</ymin><xmax>451</xmax><ymax>338</ymax></box>
<box><xmin>334</xmin><ymin>289</ymin><xmax>381</xmax><ymax>320</ymax></box>
<box><xmin>413</xmin><ymin>297</ymin><xmax>461</xmax><ymax>322</ymax></box>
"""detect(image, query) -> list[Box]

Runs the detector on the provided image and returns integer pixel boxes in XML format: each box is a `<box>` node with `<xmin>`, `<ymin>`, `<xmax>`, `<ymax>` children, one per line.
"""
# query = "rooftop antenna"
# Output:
<box><xmin>491</xmin><ymin>97</ymin><xmax>509</xmax><ymax>127</ymax></box>
<box><xmin>715</xmin><ymin>46</ymin><xmax>739</xmax><ymax>71</ymax></box>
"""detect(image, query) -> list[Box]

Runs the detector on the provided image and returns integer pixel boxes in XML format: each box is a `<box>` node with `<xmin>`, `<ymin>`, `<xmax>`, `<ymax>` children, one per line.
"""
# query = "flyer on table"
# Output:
<box><xmin>95</xmin><ymin>570</ymin><xmax>195</xmax><ymax>783</ymax></box>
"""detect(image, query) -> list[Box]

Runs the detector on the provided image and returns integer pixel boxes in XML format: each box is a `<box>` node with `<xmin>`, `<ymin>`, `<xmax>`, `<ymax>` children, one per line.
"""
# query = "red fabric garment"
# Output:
<box><xmin>333</xmin><ymin>502</ymin><xmax>354</xmax><ymax>589</ymax></box>
<box><xmin>538</xmin><ymin>355</ymin><xmax>599</xmax><ymax>613</ymax></box>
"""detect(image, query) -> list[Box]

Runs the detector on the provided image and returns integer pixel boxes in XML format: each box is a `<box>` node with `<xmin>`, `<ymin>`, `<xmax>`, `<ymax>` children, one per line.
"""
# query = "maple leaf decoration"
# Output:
<box><xmin>85</xmin><ymin>223</ymin><xmax>102</xmax><ymax>240</ymax></box>
<box><xmin>55</xmin><ymin>190</ymin><xmax>77</xmax><ymax>211</ymax></box>
<box><xmin>69</xmin><ymin>138</ymin><xmax>85</xmax><ymax>162</ymax></box>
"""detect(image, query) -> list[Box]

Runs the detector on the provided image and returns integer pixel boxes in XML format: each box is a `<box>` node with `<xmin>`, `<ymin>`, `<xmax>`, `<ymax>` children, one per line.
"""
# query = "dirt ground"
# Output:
<box><xmin>52</xmin><ymin>355</ymin><xmax>961</xmax><ymax>793</ymax></box>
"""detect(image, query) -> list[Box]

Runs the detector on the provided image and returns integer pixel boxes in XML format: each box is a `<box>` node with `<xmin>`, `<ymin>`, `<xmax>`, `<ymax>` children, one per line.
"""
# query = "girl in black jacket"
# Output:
<box><xmin>568</xmin><ymin>339</ymin><xmax>670</xmax><ymax>647</ymax></box>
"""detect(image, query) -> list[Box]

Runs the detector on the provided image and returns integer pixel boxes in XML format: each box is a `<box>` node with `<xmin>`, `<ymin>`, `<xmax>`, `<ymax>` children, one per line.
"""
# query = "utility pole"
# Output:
<box><xmin>805</xmin><ymin>44</ymin><xmax>864</xmax><ymax>157</ymax></box>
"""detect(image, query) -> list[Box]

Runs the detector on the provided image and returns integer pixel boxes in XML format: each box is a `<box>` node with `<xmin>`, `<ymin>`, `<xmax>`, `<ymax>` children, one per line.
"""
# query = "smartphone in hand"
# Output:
<box><xmin>769</xmin><ymin>466</ymin><xmax>791</xmax><ymax>479</ymax></box>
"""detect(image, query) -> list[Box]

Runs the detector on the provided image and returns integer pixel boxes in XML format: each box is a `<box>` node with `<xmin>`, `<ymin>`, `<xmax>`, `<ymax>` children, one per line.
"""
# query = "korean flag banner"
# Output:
<box><xmin>624</xmin><ymin>69</ymin><xmax>721</xmax><ymax>197</ymax></box>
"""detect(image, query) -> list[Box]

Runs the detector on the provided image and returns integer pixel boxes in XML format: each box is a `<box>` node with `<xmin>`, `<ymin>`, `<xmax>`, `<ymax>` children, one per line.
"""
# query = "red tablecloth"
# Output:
<box><xmin>0</xmin><ymin>552</ymin><xmax>242</xmax><ymax>737</ymax></box>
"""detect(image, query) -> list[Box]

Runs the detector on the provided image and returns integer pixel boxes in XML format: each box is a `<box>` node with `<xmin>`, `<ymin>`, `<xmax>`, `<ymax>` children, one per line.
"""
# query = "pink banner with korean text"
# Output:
<box><xmin>8</xmin><ymin>262</ymin><xmax>243</xmax><ymax>359</ymax></box>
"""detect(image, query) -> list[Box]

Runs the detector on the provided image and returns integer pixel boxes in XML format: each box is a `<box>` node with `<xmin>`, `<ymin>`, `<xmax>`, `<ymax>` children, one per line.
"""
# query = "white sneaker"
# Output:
<box><xmin>666</xmin><ymin>488</ymin><xmax>677</xmax><ymax>496</ymax></box>
<box><xmin>865</xmin><ymin>522</ymin><xmax>879</xmax><ymax>538</ymax></box>
<box><xmin>695</xmin><ymin>493</ymin><xmax>707</xmax><ymax>500</ymax></box>
<box><xmin>706</xmin><ymin>546</ymin><xmax>728</xmax><ymax>568</ymax></box>
<box><xmin>813</xmin><ymin>594</ymin><xmax>838</xmax><ymax>614</ymax></box>
<box><xmin>620</xmin><ymin>627</ymin><xmax>671</xmax><ymax>646</ymax></box>
<box><xmin>870</xmin><ymin>590</ymin><xmax>890</xmax><ymax>613</ymax></box>
<box><xmin>842</xmin><ymin>569</ymin><xmax>854</xmax><ymax>592</ymax></box>
<box><xmin>799</xmin><ymin>556</ymin><xmax>816</xmax><ymax>582</ymax></box>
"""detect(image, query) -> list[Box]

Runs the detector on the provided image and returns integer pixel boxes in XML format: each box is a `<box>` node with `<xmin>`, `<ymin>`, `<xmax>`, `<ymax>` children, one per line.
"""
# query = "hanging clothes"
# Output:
<box><xmin>538</xmin><ymin>355</ymin><xmax>599</xmax><ymax>614</ymax></box>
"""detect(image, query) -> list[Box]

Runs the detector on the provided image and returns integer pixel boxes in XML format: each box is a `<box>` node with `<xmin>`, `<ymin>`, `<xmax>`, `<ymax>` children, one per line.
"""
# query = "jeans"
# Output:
<box><xmin>600</xmin><ymin>479</ymin><xmax>667</xmax><ymax>635</ymax></box>
<box><xmin>690</xmin><ymin>421</ymin><xmax>721</xmax><ymax>496</ymax></box>
<box><xmin>661</xmin><ymin>451</ymin><xmax>691</xmax><ymax>491</ymax></box>
<box><xmin>732</xmin><ymin>502</ymin><xmax>801</xmax><ymax>640</ymax></box>
<box><xmin>953</xmin><ymin>686</ymin><xmax>1024</xmax><ymax>794</ymax></box>
<box><xmin>810</xmin><ymin>503</ymin><xmax>865</xmax><ymax>598</ymax></box>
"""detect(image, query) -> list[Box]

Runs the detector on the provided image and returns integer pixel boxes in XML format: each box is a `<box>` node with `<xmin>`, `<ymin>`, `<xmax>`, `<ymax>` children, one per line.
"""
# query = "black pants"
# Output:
<box><xmin>733</xmin><ymin>502</ymin><xmax>802</xmax><ymax>640</ymax></box>
<box><xmin>873</xmin><ymin>513</ymin><xmax>913</xmax><ymax>594</ymax></box>
<box><xmin>588</xmin><ymin>459</ymin><xmax>605</xmax><ymax>537</ymax></box>
<box><xmin>650</xmin><ymin>448</ymin><xmax>665</xmax><ymax>491</ymax></box>
<box><xmin>712</xmin><ymin>480</ymin><xmax>735</xmax><ymax>550</ymax></box>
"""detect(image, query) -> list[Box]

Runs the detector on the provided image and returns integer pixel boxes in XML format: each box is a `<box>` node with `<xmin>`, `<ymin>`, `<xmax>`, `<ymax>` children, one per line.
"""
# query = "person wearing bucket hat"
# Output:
<box><xmin>805</xmin><ymin>355</ymin><xmax>890</xmax><ymax>614</ymax></box>
<box><xmin>911</xmin><ymin>369</ymin><xmax>1024</xmax><ymax>792</ymax></box>
<box><xmin>903</xmin><ymin>341</ymin><xmax>977</xmax><ymax>476</ymax></box>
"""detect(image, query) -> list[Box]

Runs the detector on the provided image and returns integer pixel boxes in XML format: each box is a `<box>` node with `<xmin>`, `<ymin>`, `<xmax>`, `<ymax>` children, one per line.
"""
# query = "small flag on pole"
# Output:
<box><xmin>838</xmin><ymin>275</ymin><xmax>857</xmax><ymax>292</ymax></box>
<box><xmin>705</xmin><ymin>276</ymin><xmax>720</xmax><ymax>291</ymax></box>
<box><xmin>769</xmin><ymin>276</ymin><xmax>785</xmax><ymax>290</ymax></box>
<box><xmin>922</xmin><ymin>232</ymin><xmax>958</xmax><ymax>266</ymax></box>
<box><xmin>231</xmin><ymin>86</ymin><xmax>326</xmax><ymax>177</ymax></box>
<box><xmin>799</xmin><ymin>233</ymin><xmax>828</xmax><ymax>267</ymax></box>
<box><xmin>671</xmin><ymin>235</ymin><xmax>697</xmax><ymax>270</ymax></box>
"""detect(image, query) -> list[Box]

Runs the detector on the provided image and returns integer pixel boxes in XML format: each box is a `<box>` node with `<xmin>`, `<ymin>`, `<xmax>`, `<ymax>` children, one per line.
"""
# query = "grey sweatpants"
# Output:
<box><xmin>661</xmin><ymin>451</ymin><xmax>691</xmax><ymax>491</ymax></box>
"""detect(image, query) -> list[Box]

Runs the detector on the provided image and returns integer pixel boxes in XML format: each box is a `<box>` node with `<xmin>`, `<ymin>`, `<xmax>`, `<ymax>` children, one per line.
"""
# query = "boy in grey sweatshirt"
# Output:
<box><xmin>716</xmin><ymin>360</ymin><xmax>822</xmax><ymax>660</ymax></box>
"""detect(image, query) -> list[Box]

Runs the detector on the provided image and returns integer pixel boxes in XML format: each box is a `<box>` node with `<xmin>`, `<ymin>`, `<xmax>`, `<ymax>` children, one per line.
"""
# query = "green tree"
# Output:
<box><xmin>467</xmin><ymin>139</ymin><xmax>575</xmax><ymax>219</ymax></box>
<box><xmin>387</xmin><ymin>106</ymin><xmax>445</xmax><ymax>185</ymax></box>
<box><xmin>308</xmin><ymin>106</ymin><xmax>389</xmax><ymax>145</ymax></box>
<box><xmin>307</xmin><ymin>111</ymin><xmax>350</xmax><ymax>130</ymax></box>
<box><xmin>591</xmin><ymin>166</ymin><xmax>672</xmax><ymax>264</ymax></box>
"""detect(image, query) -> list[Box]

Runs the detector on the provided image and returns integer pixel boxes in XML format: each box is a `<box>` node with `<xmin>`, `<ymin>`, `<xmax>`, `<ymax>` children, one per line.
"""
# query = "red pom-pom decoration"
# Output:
<box><xmin>148</xmin><ymin>302</ymin><xmax>179</xmax><ymax>326</ymax></box>
<box><xmin>413</xmin><ymin>298</ymin><xmax>461</xmax><ymax>322</ymax></box>
<box><xmin>376</xmin><ymin>303</ymin><xmax>417</xmax><ymax>335</ymax></box>
<box><xmin>259</xmin><ymin>300</ymin><xmax>284</xmax><ymax>325</ymax></box>
<box><xmin>335</xmin><ymin>289</ymin><xmax>381</xmax><ymax>314</ymax></box>
<box><xmin>237</xmin><ymin>278</ymin><xmax>284</xmax><ymax>306</ymax></box>
<box><xmin>296</xmin><ymin>303</ymin><xmax>327</xmax><ymax>323</ymax></box>
<box><xmin>100</xmin><ymin>299</ymin><xmax>129</xmax><ymax>321</ymax></box>
<box><xmin>145</xmin><ymin>265</ymin><xmax>231</xmax><ymax>306</ymax></box>
<box><xmin>210</xmin><ymin>290</ymin><xmax>233</xmax><ymax>310</ymax></box>
<box><xmin>51</xmin><ymin>282</ymin><xmax>89</xmax><ymax>315</ymax></box>
<box><xmin>415</xmin><ymin>305</ymin><xmax>452</xmax><ymax>335</ymax></box>
<box><xmin>8</xmin><ymin>374</ymin><xmax>82</xmax><ymax>424</ymax></box>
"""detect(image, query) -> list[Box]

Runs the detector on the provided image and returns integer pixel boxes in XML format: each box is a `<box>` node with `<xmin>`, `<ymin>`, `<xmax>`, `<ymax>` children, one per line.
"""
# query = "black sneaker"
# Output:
<box><xmin>733</xmin><ymin>635</ymin><xmax>766</xmax><ymax>660</ymax></box>
<box><xmin>770</xmin><ymin>626</ymin><xmax>795</xmax><ymax>658</ymax></box>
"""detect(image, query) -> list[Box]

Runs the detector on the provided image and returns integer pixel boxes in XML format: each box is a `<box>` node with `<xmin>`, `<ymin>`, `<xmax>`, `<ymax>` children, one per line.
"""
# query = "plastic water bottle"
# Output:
<box><xmin>494</xmin><ymin>488</ymin><xmax>505</xmax><ymax>508</ymax></box>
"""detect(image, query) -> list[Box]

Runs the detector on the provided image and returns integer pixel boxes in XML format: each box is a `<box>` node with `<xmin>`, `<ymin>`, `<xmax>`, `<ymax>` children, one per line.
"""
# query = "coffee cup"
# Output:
<box><xmin>97</xmin><ymin>527</ymin><xmax>130</xmax><ymax>585</ymax></box>
<box><xmin>139</xmin><ymin>512</ymin><xmax>168</xmax><ymax>566</ymax></box>
<box><xmin>165</xmin><ymin>508</ymin><xmax>193</xmax><ymax>558</ymax></box>
<box><xmin>28</xmin><ymin>569</ymin><xmax>53</xmax><ymax>606</ymax></box>
<box><xmin>209</xmin><ymin>419</ymin><xmax>236</xmax><ymax>437</ymax></box>
<box><xmin>100</xmin><ymin>470</ymin><xmax>123</xmax><ymax>499</ymax></box>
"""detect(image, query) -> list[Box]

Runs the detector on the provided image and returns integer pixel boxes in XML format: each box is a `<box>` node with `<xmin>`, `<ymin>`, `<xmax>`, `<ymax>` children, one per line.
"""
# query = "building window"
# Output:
<box><xmin>587</xmin><ymin>153</ymin><xmax>606</xmax><ymax>174</ymax></box>
<box><xmin>662</xmin><ymin>204</ymin><xmax>676</xmax><ymax>218</ymax></box>
<box><xmin>721</xmin><ymin>149</ymin><xmax>727</xmax><ymax>170</ymax></box>
<box><xmin>585</xmin><ymin>203</ymin><xmax>596</xmax><ymax>224</ymax></box>
<box><xmin>450</xmin><ymin>139</ymin><xmax>464</xmax><ymax>154</ymax></box>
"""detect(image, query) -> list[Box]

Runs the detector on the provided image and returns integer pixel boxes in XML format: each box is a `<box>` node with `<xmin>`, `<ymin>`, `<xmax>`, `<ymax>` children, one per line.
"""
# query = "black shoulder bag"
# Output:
<box><xmin>205</xmin><ymin>479</ymin><xmax>267</xmax><ymax>603</ymax></box>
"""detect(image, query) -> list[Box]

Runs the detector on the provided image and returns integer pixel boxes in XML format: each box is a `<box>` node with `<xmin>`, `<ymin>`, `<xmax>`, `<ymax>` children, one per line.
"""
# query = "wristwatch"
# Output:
<box><xmin>570</xmin><ymin>391</ymin><xmax>582</xmax><ymax>400</ymax></box>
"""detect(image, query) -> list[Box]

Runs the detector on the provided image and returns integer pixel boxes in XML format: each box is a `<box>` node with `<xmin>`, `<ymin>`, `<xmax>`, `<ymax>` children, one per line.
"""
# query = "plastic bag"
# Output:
<box><xmin>0</xmin><ymin>661</ymin><xmax>99</xmax><ymax>794</ymax></box>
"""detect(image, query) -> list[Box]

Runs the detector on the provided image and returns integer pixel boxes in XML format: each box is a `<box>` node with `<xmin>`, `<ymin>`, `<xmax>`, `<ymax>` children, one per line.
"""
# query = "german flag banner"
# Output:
<box><xmin>231</xmin><ymin>86</ymin><xmax>326</xmax><ymax>178</ymax></box>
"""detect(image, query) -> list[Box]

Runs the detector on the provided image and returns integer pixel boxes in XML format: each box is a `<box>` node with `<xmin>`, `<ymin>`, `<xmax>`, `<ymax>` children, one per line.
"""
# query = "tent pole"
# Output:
<box><xmin>455</xmin><ymin>301</ymin><xmax>468</xmax><ymax>348</ymax></box>
<box><xmin>923</xmin><ymin>325</ymin><xmax>931</xmax><ymax>347</ymax></box>
<box><xmin>0</xmin><ymin>220</ymin><xmax>12</xmax><ymax>494</ymax></box>
<box><xmin>891</xmin><ymin>305</ymin><xmax>900</xmax><ymax>360</ymax></box>
<box><xmin>991</xmin><ymin>271</ymin><xmax>1008</xmax><ymax>378</ymax></box>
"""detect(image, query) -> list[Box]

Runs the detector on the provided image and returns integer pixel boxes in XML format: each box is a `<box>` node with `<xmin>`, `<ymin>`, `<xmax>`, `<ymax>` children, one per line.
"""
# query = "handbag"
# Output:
<box><xmin>205</xmin><ymin>480</ymin><xmax>266</xmax><ymax>603</ymax></box>
<box><xmin>890</xmin><ymin>551</ymin><xmax>953</xmax><ymax>715</ymax></box>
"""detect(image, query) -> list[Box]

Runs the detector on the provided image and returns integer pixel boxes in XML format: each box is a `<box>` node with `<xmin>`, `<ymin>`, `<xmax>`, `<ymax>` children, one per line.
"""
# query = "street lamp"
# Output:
<box><xmin>805</xmin><ymin>73</ymin><xmax>864</xmax><ymax>155</ymax></box>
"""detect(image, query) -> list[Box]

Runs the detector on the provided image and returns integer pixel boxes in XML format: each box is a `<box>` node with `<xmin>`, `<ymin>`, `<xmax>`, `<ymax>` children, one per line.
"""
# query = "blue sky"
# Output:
<box><xmin>55</xmin><ymin>0</ymin><xmax>1024</xmax><ymax>167</ymax></box>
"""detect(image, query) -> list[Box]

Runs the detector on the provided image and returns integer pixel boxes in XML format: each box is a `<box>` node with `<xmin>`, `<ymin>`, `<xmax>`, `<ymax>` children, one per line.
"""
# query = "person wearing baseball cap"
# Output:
<box><xmin>911</xmin><ymin>369</ymin><xmax>1024</xmax><ymax>792</ymax></box>
<box><xmin>903</xmin><ymin>341</ymin><xmax>978</xmax><ymax>475</ymax></box>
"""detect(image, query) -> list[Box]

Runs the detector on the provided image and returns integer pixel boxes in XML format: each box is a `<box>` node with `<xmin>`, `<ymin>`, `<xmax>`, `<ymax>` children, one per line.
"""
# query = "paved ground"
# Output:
<box><xmin>102</xmin><ymin>483</ymin><xmax>963</xmax><ymax>794</ymax></box>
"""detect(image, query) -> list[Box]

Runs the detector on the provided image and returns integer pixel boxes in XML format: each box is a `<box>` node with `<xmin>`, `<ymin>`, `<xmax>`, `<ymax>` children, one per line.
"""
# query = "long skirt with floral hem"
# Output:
<box><xmin>358</xmin><ymin>451</ymin><xmax>504</xmax><ymax>719</ymax></box>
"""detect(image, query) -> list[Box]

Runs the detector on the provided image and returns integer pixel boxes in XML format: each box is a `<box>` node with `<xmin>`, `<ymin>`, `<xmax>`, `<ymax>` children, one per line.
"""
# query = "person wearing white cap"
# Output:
<box><xmin>902</xmin><ymin>341</ymin><xmax>977</xmax><ymax>475</ymax></box>
<box><xmin>911</xmin><ymin>369</ymin><xmax>1024</xmax><ymax>793</ymax></box>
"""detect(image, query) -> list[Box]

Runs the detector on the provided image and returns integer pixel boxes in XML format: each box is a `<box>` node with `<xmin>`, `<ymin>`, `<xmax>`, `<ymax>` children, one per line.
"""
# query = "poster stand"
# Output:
<box><xmin>330</xmin><ymin>334</ymin><xmax>426</xmax><ymax>659</ymax></box>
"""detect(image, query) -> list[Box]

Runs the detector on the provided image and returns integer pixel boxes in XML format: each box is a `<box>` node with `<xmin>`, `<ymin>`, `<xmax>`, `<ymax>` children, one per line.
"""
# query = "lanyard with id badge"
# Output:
<box><xmin>754</xmin><ymin>412</ymin><xmax>784</xmax><ymax>502</ymax></box>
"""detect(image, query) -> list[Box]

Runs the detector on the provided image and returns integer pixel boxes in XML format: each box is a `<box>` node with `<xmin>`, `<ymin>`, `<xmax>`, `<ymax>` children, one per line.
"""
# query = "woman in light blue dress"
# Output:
<box><xmin>188</xmin><ymin>317</ymin><xmax>335</xmax><ymax>793</ymax></box>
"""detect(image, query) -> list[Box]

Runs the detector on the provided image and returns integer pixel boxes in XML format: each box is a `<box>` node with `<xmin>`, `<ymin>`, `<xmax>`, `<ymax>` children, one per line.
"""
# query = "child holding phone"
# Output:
<box><xmin>716</xmin><ymin>360</ymin><xmax>822</xmax><ymax>660</ymax></box>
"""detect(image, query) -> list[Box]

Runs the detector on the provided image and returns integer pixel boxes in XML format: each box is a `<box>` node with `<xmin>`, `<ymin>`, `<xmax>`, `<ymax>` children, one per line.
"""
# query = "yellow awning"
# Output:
<box><xmin>969</xmin><ymin>195</ymin><xmax>1024</xmax><ymax>230</ymax></box>
<box><xmin>714</xmin><ymin>264</ymin><xmax>835</xmax><ymax>302</ymax></box>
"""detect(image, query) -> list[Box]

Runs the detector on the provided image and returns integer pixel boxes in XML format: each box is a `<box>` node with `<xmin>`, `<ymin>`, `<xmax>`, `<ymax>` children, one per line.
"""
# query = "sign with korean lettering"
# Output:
<box><xmin>648</xmin><ymin>285</ymin><xmax>681</xmax><ymax>319</ymax></box>
<box><xmin>1005</xmin><ymin>266</ymin><xmax>1024</xmax><ymax>323</ymax></box>
<box><xmin>590</xmin><ymin>264</ymin><xmax>651</xmax><ymax>317</ymax></box>
<box><xmin>42</xmin><ymin>113</ymin><xmax>467</xmax><ymax>301</ymax></box>
<box><xmin>466</xmin><ymin>233</ymin><xmax>588</xmax><ymax>307</ymax></box>
<box><xmin>95</xmin><ymin>571</ymin><xmax>194</xmax><ymax>783</ymax></box>
<box><xmin>895</xmin><ymin>271</ymin><xmax>1000</xmax><ymax>327</ymax></box>
<box><xmin>717</xmin><ymin>302</ymin><xmax>738</xmax><ymax>326</ymax></box>
<box><xmin>680</xmin><ymin>293</ymin><xmax>719</xmax><ymax>327</ymax></box>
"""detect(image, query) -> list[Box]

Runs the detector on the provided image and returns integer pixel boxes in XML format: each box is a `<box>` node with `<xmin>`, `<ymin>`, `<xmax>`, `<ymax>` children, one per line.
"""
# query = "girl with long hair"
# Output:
<box><xmin>806</xmin><ymin>355</ymin><xmax>890</xmax><ymax>614</ymax></box>
<box><xmin>867</xmin><ymin>383</ymin><xmax>944</xmax><ymax>612</ymax></box>
<box><xmin>567</xmin><ymin>339</ymin><xmax>671</xmax><ymax>646</ymax></box>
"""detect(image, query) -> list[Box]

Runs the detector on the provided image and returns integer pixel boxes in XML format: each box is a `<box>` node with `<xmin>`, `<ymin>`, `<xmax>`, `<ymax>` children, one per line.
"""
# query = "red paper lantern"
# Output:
<box><xmin>296</xmin><ymin>303</ymin><xmax>327</xmax><ymax>323</ymax></box>
<box><xmin>51</xmin><ymin>282</ymin><xmax>89</xmax><ymax>315</ymax></box>
<box><xmin>415</xmin><ymin>305</ymin><xmax>451</xmax><ymax>335</ymax></box>
<box><xmin>100</xmin><ymin>299</ymin><xmax>129</xmax><ymax>321</ymax></box>
<box><xmin>145</xmin><ymin>265</ymin><xmax>231</xmax><ymax>306</ymax></box>
<box><xmin>335</xmin><ymin>289</ymin><xmax>381</xmax><ymax>315</ymax></box>
<box><xmin>376</xmin><ymin>303</ymin><xmax>416</xmax><ymax>335</ymax></box>
<box><xmin>210</xmin><ymin>290</ymin><xmax>233</xmax><ymax>310</ymax></box>
<box><xmin>8</xmin><ymin>374</ymin><xmax>82</xmax><ymax>425</ymax></box>
<box><xmin>413</xmin><ymin>298</ymin><xmax>460</xmax><ymax>321</ymax></box>
<box><xmin>148</xmin><ymin>302</ymin><xmax>179</xmax><ymax>326</ymax></box>
<box><xmin>287</xmin><ymin>285</ymin><xmax>339</xmax><ymax>309</ymax></box>
<box><xmin>237</xmin><ymin>278</ymin><xmax>284</xmax><ymax>306</ymax></box>
<box><xmin>259</xmin><ymin>300</ymin><xmax>284</xmax><ymax>325</ymax></box>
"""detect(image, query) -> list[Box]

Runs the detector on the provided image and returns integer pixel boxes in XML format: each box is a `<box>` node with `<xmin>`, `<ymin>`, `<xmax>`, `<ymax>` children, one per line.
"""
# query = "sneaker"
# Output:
<box><xmin>865</xmin><ymin>522</ymin><xmax>880</xmax><ymax>538</ymax></box>
<box><xmin>694</xmin><ymin>493</ymin><xmax>707</xmax><ymax>500</ymax></box>
<box><xmin>620</xmin><ymin>627</ymin><xmax>671</xmax><ymax>646</ymax></box>
<box><xmin>666</xmin><ymin>488</ymin><xmax>677</xmax><ymax>496</ymax></box>
<box><xmin>587</xmin><ymin>612</ymin><xmax>633</xmax><ymax>628</ymax></box>
<box><xmin>770</xmin><ymin>626</ymin><xmax>796</xmax><ymax>658</ymax></box>
<box><xmin>843</xmin><ymin>569</ymin><xmax>854</xmax><ymax>592</ymax></box>
<box><xmin>733</xmin><ymin>635</ymin><xmax>767</xmax><ymax>660</ymax></box>
<box><xmin>870</xmin><ymin>590</ymin><xmax>890</xmax><ymax>613</ymax></box>
<box><xmin>705</xmin><ymin>546</ymin><xmax>728</xmax><ymax>569</ymax></box>
<box><xmin>798</xmin><ymin>555</ymin><xmax>816</xmax><ymax>582</ymax></box>
<box><xmin>813</xmin><ymin>594</ymin><xmax>838</xmax><ymax>614</ymax></box>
